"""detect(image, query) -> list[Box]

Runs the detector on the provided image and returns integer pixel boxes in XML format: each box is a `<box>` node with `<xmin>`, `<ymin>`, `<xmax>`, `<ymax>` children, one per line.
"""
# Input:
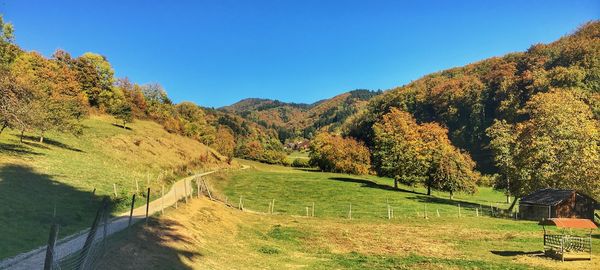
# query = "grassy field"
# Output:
<box><xmin>99</xmin><ymin>197</ymin><xmax>598</xmax><ymax>269</ymax></box>
<box><xmin>210</xmin><ymin>160</ymin><xmax>511</xmax><ymax>219</ymax></box>
<box><xmin>97</xmin><ymin>160</ymin><xmax>599</xmax><ymax>269</ymax></box>
<box><xmin>0</xmin><ymin>115</ymin><xmax>229</xmax><ymax>259</ymax></box>
<box><xmin>285</xmin><ymin>150</ymin><xmax>310</xmax><ymax>164</ymax></box>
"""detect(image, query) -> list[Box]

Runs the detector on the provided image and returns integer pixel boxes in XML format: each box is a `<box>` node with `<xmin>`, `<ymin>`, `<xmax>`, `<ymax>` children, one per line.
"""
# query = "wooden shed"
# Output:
<box><xmin>519</xmin><ymin>189</ymin><xmax>597</xmax><ymax>221</ymax></box>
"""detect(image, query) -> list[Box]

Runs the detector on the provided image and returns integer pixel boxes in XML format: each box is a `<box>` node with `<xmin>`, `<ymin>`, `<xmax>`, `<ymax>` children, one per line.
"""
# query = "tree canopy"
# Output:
<box><xmin>309</xmin><ymin>132</ymin><xmax>371</xmax><ymax>175</ymax></box>
<box><xmin>373</xmin><ymin>108</ymin><xmax>478</xmax><ymax>197</ymax></box>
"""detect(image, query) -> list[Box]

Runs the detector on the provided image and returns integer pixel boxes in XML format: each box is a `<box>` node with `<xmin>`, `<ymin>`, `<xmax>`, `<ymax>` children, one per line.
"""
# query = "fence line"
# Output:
<box><xmin>196</xmin><ymin>176</ymin><xmax>530</xmax><ymax>221</ymax></box>
<box><xmin>0</xmin><ymin>170</ymin><xmax>217</xmax><ymax>270</ymax></box>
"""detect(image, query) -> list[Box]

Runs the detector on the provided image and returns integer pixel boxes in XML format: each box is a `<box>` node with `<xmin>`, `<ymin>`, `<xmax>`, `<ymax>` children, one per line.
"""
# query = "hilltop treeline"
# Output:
<box><xmin>222</xmin><ymin>89</ymin><xmax>382</xmax><ymax>142</ymax></box>
<box><xmin>0</xmin><ymin>16</ymin><xmax>287</xmax><ymax>164</ymax></box>
<box><xmin>337</xmin><ymin>21</ymin><xmax>600</xmax><ymax>199</ymax></box>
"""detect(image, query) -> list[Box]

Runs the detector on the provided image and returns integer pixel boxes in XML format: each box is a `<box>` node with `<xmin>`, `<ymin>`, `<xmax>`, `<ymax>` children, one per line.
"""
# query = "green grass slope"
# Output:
<box><xmin>98</xmin><ymin>161</ymin><xmax>598</xmax><ymax>269</ymax></box>
<box><xmin>0</xmin><ymin>114</ymin><xmax>230</xmax><ymax>259</ymax></box>
<box><xmin>212</xmin><ymin>160</ymin><xmax>510</xmax><ymax>219</ymax></box>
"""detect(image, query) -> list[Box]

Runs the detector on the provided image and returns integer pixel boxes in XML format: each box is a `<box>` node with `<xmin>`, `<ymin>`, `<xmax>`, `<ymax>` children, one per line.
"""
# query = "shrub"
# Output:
<box><xmin>291</xmin><ymin>158</ymin><xmax>310</xmax><ymax>168</ymax></box>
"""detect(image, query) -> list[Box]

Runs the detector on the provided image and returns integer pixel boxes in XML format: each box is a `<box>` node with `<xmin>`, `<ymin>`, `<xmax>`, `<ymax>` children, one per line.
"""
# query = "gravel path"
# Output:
<box><xmin>0</xmin><ymin>170</ymin><xmax>218</xmax><ymax>270</ymax></box>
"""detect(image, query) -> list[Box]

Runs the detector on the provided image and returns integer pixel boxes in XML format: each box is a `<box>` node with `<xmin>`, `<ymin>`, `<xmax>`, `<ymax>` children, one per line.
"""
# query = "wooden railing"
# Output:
<box><xmin>543</xmin><ymin>234</ymin><xmax>592</xmax><ymax>261</ymax></box>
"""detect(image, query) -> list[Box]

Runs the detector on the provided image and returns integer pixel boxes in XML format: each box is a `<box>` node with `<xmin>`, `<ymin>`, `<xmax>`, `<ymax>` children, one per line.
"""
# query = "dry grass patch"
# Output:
<box><xmin>302</xmin><ymin>221</ymin><xmax>458</xmax><ymax>258</ymax></box>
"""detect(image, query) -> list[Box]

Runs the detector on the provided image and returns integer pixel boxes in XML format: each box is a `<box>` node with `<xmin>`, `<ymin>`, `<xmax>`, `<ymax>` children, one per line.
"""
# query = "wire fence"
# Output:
<box><xmin>44</xmin><ymin>198</ymin><xmax>110</xmax><ymax>270</ymax></box>
<box><xmin>37</xmin><ymin>174</ymin><xmax>204</xmax><ymax>270</ymax></box>
<box><xmin>199</xmin><ymin>179</ymin><xmax>535</xmax><ymax>221</ymax></box>
<box><xmin>36</xmin><ymin>174</ymin><xmax>561</xmax><ymax>269</ymax></box>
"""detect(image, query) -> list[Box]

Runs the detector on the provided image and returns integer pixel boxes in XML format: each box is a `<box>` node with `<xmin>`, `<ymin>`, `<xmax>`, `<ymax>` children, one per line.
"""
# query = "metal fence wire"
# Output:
<box><xmin>45</xmin><ymin>198</ymin><xmax>112</xmax><ymax>270</ymax></box>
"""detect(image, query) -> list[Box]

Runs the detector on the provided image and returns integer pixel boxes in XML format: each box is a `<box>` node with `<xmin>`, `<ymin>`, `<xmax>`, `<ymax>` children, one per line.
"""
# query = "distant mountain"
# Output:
<box><xmin>219</xmin><ymin>89</ymin><xmax>382</xmax><ymax>141</ymax></box>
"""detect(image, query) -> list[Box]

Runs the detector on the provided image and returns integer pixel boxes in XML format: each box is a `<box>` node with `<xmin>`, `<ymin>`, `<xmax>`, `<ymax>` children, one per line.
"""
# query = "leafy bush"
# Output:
<box><xmin>309</xmin><ymin>132</ymin><xmax>370</xmax><ymax>175</ymax></box>
<box><xmin>291</xmin><ymin>158</ymin><xmax>310</xmax><ymax>168</ymax></box>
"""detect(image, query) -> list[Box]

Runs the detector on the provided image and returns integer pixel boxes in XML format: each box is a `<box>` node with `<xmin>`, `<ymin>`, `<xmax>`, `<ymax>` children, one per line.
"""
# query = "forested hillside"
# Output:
<box><xmin>221</xmin><ymin>89</ymin><xmax>382</xmax><ymax>141</ymax></box>
<box><xmin>0</xmin><ymin>15</ymin><xmax>286</xmax><ymax>164</ymax></box>
<box><xmin>341</xmin><ymin>21</ymin><xmax>599</xmax><ymax>199</ymax></box>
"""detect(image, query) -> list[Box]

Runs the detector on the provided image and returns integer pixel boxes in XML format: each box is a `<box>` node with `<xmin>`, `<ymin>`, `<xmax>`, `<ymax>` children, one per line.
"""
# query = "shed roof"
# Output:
<box><xmin>520</xmin><ymin>189</ymin><xmax>575</xmax><ymax>206</ymax></box>
<box><xmin>539</xmin><ymin>218</ymin><xmax>598</xmax><ymax>229</ymax></box>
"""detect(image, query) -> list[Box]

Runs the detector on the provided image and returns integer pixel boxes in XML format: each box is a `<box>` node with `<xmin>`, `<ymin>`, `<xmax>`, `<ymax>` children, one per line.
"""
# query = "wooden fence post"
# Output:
<box><xmin>145</xmin><ymin>188</ymin><xmax>150</xmax><ymax>223</ymax></box>
<box><xmin>436</xmin><ymin>209</ymin><xmax>440</xmax><ymax>217</ymax></box>
<box><xmin>458</xmin><ymin>204</ymin><xmax>461</xmax><ymax>218</ymax></box>
<box><xmin>184</xmin><ymin>179</ymin><xmax>188</xmax><ymax>204</ymax></box>
<box><xmin>197</xmin><ymin>179</ymin><xmax>201</xmax><ymax>199</ymax></box>
<box><xmin>203</xmin><ymin>179</ymin><xmax>213</xmax><ymax>200</ymax></box>
<box><xmin>239</xmin><ymin>196</ymin><xmax>243</xmax><ymax>210</ymax></box>
<box><xmin>271</xmin><ymin>199</ymin><xmax>275</xmax><ymax>214</ymax></box>
<box><xmin>128</xmin><ymin>194</ymin><xmax>136</xmax><ymax>227</ymax></box>
<box><xmin>175</xmin><ymin>186</ymin><xmax>178</xmax><ymax>209</ymax></box>
<box><xmin>161</xmin><ymin>185</ymin><xmax>165</xmax><ymax>214</ymax></box>
<box><xmin>306</xmin><ymin>207</ymin><xmax>309</xmax><ymax>217</ymax></box>
<box><xmin>312</xmin><ymin>202</ymin><xmax>315</xmax><ymax>217</ymax></box>
<box><xmin>113</xmin><ymin>183</ymin><xmax>118</xmax><ymax>197</ymax></box>
<box><xmin>348</xmin><ymin>203</ymin><xmax>352</xmax><ymax>220</ymax></box>
<box><xmin>43</xmin><ymin>223</ymin><xmax>59</xmax><ymax>270</ymax></box>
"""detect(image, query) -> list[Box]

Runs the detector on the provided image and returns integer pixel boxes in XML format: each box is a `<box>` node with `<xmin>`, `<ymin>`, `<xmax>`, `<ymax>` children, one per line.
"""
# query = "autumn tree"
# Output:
<box><xmin>488</xmin><ymin>90</ymin><xmax>600</xmax><ymax>199</ymax></box>
<box><xmin>372</xmin><ymin>108</ymin><xmax>426</xmax><ymax>188</ymax></box>
<box><xmin>211</xmin><ymin>126</ymin><xmax>235</xmax><ymax>162</ymax></box>
<box><xmin>0</xmin><ymin>15</ymin><xmax>19</xmax><ymax>68</ymax></box>
<box><xmin>142</xmin><ymin>83</ymin><xmax>172</xmax><ymax>121</ymax></box>
<box><xmin>309</xmin><ymin>132</ymin><xmax>371</xmax><ymax>175</ymax></box>
<box><xmin>10</xmin><ymin>51</ymin><xmax>85</xmax><ymax>142</ymax></box>
<box><xmin>72</xmin><ymin>52</ymin><xmax>118</xmax><ymax>109</ymax></box>
<box><xmin>112</xmin><ymin>101</ymin><xmax>133</xmax><ymax>128</ymax></box>
<box><xmin>115</xmin><ymin>78</ymin><xmax>147</xmax><ymax>118</ymax></box>
<box><xmin>0</xmin><ymin>67</ymin><xmax>32</xmax><ymax>138</ymax></box>
<box><xmin>486</xmin><ymin>120</ymin><xmax>517</xmax><ymax>203</ymax></box>
<box><xmin>373</xmin><ymin>108</ymin><xmax>478</xmax><ymax>197</ymax></box>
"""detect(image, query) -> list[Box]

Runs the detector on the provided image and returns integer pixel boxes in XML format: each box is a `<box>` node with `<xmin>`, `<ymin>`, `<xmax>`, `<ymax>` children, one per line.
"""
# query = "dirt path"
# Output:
<box><xmin>0</xmin><ymin>170</ymin><xmax>223</xmax><ymax>270</ymax></box>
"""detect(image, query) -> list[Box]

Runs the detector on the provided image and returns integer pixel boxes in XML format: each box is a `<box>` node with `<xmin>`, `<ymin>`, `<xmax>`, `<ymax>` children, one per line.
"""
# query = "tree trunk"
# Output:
<box><xmin>427</xmin><ymin>185</ymin><xmax>431</xmax><ymax>196</ymax></box>
<box><xmin>0</xmin><ymin>121</ymin><xmax>7</xmax><ymax>135</ymax></box>
<box><xmin>39</xmin><ymin>132</ymin><xmax>44</xmax><ymax>143</ymax></box>
<box><xmin>394</xmin><ymin>179</ymin><xmax>398</xmax><ymax>189</ymax></box>
<box><xmin>449</xmin><ymin>191</ymin><xmax>454</xmax><ymax>200</ymax></box>
<box><xmin>507</xmin><ymin>197</ymin><xmax>518</xmax><ymax>212</ymax></box>
<box><xmin>20</xmin><ymin>130</ymin><xmax>25</xmax><ymax>143</ymax></box>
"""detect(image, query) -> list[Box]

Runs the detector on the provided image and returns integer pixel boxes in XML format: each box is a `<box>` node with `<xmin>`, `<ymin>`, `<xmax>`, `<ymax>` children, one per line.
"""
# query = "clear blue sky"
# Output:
<box><xmin>2</xmin><ymin>1</ymin><xmax>598</xmax><ymax>107</ymax></box>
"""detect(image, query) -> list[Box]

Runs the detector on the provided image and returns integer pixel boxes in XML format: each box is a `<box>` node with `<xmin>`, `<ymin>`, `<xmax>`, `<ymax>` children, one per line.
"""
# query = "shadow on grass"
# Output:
<box><xmin>94</xmin><ymin>217</ymin><xmax>200</xmax><ymax>269</ymax></box>
<box><xmin>407</xmin><ymin>195</ymin><xmax>483</xmax><ymax>209</ymax></box>
<box><xmin>491</xmin><ymin>250</ymin><xmax>544</xmax><ymax>257</ymax></box>
<box><xmin>0</xmin><ymin>164</ymin><xmax>115</xmax><ymax>259</ymax></box>
<box><xmin>295</xmin><ymin>167</ymin><xmax>320</xmax><ymax>172</ymax></box>
<box><xmin>0</xmin><ymin>142</ymin><xmax>43</xmax><ymax>157</ymax></box>
<box><xmin>327</xmin><ymin>177</ymin><xmax>489</xmax><ymax>210</ymax></box>
<box><xmin>21</xmin><ymin>135</ymin><xmax>83</xmax><ymax>152</ymax></box>
<box><xmin>111</xmin><ymin>123</ymin><xmax>132</xmax><ymax>130</ymax></box>
<box><xmin>328</xmin><ymin>177</ymin><xmax>423</xmax><ymax>194</ymax></box>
